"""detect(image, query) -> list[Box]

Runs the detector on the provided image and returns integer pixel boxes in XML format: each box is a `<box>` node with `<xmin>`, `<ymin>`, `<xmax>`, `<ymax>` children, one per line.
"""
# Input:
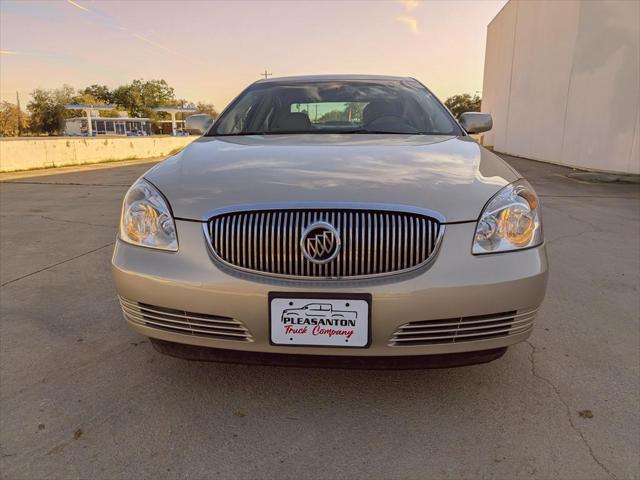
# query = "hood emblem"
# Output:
<box><xmin>301</xmin><ymin>221</ymin><xmax>341</xmax><ymax>264</ymax></box>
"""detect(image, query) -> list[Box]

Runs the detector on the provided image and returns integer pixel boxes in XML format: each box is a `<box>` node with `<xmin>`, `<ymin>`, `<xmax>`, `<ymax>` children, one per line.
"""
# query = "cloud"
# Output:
<box><xmin>66</xmin><ymin>0</ymin><xmax>89</xmax><ymax>12</ymax></box>
<box><xmin>0</xmin><ymin>50</ymin><xmax>21</xmax><ymax>55</ymax></box>
<box><xmin>397</xmin><ymin>16</ymin><xmax>419</xmax><ymax>34</ymax></box>
<box><xmin>398</xmin><ymin>0</ymin><xmax>419</xmax><ymax>11</ymax></box>
<box><xmin>131</xmin><ymin>33</ymin><xmax>209</xmax><ymax>67</ymax></box>
<box><xmin>62</xmin><ymin>0</ymin><xmax>209</xmax><ymax>67</ymax></box>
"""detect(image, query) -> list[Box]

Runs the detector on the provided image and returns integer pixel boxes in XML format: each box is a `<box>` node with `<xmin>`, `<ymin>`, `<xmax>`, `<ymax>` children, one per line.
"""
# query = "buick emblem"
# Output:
<box><xmin>301</xmin><ymin>221</ymin><xmax>341</xmax><ymax>264</ymax></box>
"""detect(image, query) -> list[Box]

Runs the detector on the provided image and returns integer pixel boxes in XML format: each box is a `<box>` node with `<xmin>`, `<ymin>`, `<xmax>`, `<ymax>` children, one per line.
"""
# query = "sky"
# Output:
<box><xmin>0</xmin><ymin>0</ymin><xmax>507</xmax><ymax>111</ymax></box>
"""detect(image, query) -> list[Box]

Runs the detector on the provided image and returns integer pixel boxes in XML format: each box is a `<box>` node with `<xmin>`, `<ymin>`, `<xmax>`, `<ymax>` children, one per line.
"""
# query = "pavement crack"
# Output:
<box><xmin>0</xmin><ymin>242</ymin><xmax>115</xmax><ymax>288</ymax></box>
<box><xmin>525</xmin><ymin>341</ymin><xmax>617</xmax><ymax>479</ymax></box>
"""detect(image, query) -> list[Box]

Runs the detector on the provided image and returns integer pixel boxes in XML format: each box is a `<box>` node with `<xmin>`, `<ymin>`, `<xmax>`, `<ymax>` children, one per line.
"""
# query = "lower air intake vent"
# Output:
<box><xmin>119</xmin><ymin>297</ymin><xmax>253</xmax><ymax>342</ymax></box>
<box><xmin>389</xmin><ymin>309</ymin><xmax>536</xmax><ymax>346</ymax></box>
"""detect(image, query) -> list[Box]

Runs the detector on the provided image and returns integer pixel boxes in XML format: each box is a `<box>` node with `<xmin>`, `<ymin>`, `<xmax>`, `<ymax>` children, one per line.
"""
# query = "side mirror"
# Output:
<box><xmin>185</xmin><ymin>114</ymin><xmax>214</xmax><ymax>135</ymax></box>
<box><xmin>459</xmin><ymin>112</ymin><xmax>492</xmax><ymax>134</ymax></box>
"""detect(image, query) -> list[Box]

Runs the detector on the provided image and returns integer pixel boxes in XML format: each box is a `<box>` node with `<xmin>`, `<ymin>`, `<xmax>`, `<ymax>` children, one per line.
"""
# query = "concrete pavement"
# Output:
<box><xmin>1</xmin><ymin>155</ymin><xmax>638</xmax><ymax>479</ymax></box>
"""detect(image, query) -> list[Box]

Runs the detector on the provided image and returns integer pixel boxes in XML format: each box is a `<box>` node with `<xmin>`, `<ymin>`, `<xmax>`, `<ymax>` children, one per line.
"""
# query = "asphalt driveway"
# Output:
<box><xmin>1</xmin><ymin>154</ymin><xmax>638</xmax><ymax>480</ymax></box>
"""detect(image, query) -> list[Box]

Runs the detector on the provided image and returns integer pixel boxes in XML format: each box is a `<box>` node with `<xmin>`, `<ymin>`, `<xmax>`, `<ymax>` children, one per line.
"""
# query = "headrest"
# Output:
<box><xmin>362</xmin><ymin>100</ymin><xmax>401</xmax><ymax>125</ymax></box>
<box><xmin>273</xmin><ymin>112</ymin><xmax>312</xmax><ymax>131</ymax></box>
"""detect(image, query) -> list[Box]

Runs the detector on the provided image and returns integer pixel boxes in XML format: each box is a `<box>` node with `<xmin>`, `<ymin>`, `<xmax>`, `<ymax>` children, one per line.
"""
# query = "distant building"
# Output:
<box><xmin>64</xmin><ymin>115</ymin><xmax>151</xmax><ymax>136</ymax></box>
<box><xmin>482</xmin><ymin>0</ymin><xmax>639</xmax><ymax>174</ymax></box>
<box><xmin>154</xmin><ymin>119</ymin><xmax>187</xmax><ymax>135</ymax></box>
<box><xmin>152</xmin><ymin>107</ymin><xmax>197</xmax><ymax>135</ymax></box>
<box><xmin>63</xmin><ymin>105</ymin><xmax>197</xmax><ymax>136</ymax></box>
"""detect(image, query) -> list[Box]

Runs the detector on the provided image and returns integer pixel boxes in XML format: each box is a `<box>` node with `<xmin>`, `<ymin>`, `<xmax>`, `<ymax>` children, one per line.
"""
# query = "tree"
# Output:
<box><xmin>195</xmin><ymin>102</ymin><xmax>218</xmax><ymax>119</ymax></box>
<box><xmin>23</xmin><ymin>79</ymin><xmax>213</xmax><ymax>135</ymax></box>
<box><xmin>344</xmin><ymin>102</ymin><xmax>364</xmax><ymax>122</ymax></box>
<box><xmin>0</xmin><ymin>101</ymin><xmax>28</xmax><ymax>136</ymax></box>
<box><xmin>71</xmin><ymin>93</ymin><xmax>121</xmax><ymax>118</ymax></box>
<box><xmin>317</xmin><ymin>109</ymin><xmax>345</xmax><ymax>123</ymax></box>
<box><xmin>27</xmin><ymin>85</ymin><xmax>76</xmax><ymax>135</ymax></box>
<box><xmin>80</xmin><ymin>84</ymin><xmax>113</xmax><ymax>104</ymax></box>
<box><xmin>444</xmin><ymin>93</ymin><xmax>481</xmax><ymax>119</ymax></box>
<box><xmin>111</xmin><ymin>79</ymin><xmax>176</xmax><ymax>118</ymax></box>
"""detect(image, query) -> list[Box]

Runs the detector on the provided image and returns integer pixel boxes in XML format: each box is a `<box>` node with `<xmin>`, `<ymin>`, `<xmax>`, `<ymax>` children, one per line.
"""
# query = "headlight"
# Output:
<box><xmin>119</xmin><ymin>178</ymin><xmax>178</xmax><ymax>251</ymax></box>
<box><xmin>472</xmin><ymin>179</ymin><xmax>543</xmax><ymax>254</ymax></box>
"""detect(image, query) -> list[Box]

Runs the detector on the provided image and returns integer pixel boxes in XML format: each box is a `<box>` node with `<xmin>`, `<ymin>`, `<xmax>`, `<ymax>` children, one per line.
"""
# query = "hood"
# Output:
<box><xmin>145</xmin><ymin>134</ymin><xmax>519</xmax><ymax>223</ymax></box>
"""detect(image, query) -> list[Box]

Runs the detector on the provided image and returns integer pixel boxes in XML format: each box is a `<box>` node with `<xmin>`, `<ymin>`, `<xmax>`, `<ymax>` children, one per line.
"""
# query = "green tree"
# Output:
<box><xmin>71</xmin><ymin>93</ymin><xmax>121</xmax><ymax>118</ymax></box>
<box><xmin>27</xmin><ymin>85</ymin><xmax>76</xmax><ymax>135</ymax></box>
<box><xmin>344</xmin><ymin>102</ymin><xmax>364</xmax><ymax>122</ymax></box>
<box><xmin>111</xmin><ymin>79</ymin><xmax>176</xmax><ymax>118</ymax></box>
<box><xmin>0</xmin><ymin>101</ymin><xmax>28</xmax><ymax>136</ymax></box>
<box><xmin>195</xmin><ymin>101</ymin><xmax>218</xmax><ymax>119</ymax></box>
<box><xmin>444</xmin><ymin>93</ymin><xmax>481</xmax><ymax>119</ymax></box>
<box><xmin>317</xmin><ymin>109</ymin><xmax>346</xmax><ymax>123</ymax></box>
<box><xmin>80</xmin><ymin>84</ymin><xmax>113</xmax><ymax>104</ymax></box>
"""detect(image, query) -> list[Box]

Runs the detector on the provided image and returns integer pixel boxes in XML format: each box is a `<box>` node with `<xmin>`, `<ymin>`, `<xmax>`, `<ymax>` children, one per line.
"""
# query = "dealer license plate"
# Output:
<box><xmin>269</xmin><ymin>293</ymin><xmax>371</xmax><ymax>347</ymax></box>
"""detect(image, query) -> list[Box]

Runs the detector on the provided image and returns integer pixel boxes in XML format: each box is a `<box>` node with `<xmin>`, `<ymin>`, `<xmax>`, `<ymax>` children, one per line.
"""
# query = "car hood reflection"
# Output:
<box><xmin>145</xmin><ymin>134</ymin><xmax>519</xmax><ymax>222</ymax></box>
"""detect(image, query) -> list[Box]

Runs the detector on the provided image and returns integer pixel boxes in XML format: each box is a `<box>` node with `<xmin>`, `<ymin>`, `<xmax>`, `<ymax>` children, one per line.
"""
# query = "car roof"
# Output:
<box><xmin>254</xmin><ymin>74</ymin><xmax>413</xmax><ymax>84</ymax></box>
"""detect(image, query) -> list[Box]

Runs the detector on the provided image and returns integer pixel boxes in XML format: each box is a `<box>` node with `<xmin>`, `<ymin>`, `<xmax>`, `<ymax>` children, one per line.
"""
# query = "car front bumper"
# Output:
<box><xmin>112</xmin><ymin>220</ymin><xmax>548</xmax><ymax>359</ymax></box>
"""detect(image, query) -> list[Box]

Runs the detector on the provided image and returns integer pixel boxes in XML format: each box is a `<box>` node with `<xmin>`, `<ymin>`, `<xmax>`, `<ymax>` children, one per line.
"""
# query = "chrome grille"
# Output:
<box><xmin>389</xmin><ymin>309</ymin><xmax>537</xmax><ymax>346</ymax></box>
<box><xmin>119</xmin><ymin>297</ymin><xmax>253</xmax><ymax>342</ymax></box>
<box><xmin>206</xmin><ymin>208</ymin><xmax>442</xmax><ymax>278</ymax></box>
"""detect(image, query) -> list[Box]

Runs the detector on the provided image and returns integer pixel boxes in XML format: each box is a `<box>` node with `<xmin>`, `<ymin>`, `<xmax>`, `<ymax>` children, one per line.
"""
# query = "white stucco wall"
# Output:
<box><xmin>482</xmin><ymin>0</ymin><xmax>639</xmax><ymax>174</ymax></box>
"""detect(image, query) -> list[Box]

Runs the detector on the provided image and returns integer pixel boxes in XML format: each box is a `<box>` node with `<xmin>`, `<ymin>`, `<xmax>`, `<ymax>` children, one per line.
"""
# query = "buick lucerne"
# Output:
<box><xmin>112</xmin><ymin>75</ymin><xmax>548</xmax><ymax>368</ymax></box>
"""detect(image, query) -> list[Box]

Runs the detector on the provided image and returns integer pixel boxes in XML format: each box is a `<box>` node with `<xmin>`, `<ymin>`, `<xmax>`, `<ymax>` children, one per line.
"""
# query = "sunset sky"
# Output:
<box><xmin>1</xmin><ymin>0</ymin><xmax>506</xmax><ymax>111</ymax></box>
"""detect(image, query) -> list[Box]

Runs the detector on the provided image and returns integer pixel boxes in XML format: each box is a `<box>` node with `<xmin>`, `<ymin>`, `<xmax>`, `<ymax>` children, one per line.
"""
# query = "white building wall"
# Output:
<box><xmin>482</xmin><ymin>0</ymin><xmax>640</xmax><ymax>174</ymax></box>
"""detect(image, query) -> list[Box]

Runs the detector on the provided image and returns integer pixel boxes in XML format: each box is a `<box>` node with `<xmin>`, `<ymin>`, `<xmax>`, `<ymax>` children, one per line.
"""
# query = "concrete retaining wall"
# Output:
<box><xmin>0</xmin><ymin>136</ymin><xmax>196</xmax><ymax>172</ymax></box>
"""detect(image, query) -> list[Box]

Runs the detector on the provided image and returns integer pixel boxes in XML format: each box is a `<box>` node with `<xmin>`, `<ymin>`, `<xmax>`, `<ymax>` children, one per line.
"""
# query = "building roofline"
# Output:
<box><xmin>151</xmin><ymin>107</ymin><xmax>197</xmax><ymax>112</ymax></box>
<box><xmin>66</xmin><ymin>117</ymin><xmax>151</xmax><ymax>121</ymax></box>
<box><xmin>488</xmin><ymin>0</ymin><xmax>512</xmax><ymax>28</ymax></box>
<box><xmin>64</xmin><ymin>104</ymin><xmax>115</xmax><ymax>110</ymax></box>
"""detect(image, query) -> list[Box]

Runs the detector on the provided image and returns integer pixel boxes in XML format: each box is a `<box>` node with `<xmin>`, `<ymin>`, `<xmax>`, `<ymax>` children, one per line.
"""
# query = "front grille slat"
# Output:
<box><xmin>390</xmin><ymin>215</ymin><xmax>396</xmax><ymax>272</ymax></box>
<box><xmin>208</xmin><ymin>207</ymin><xmax>442</xmax><ymax>279</ymax></box>
<box><xmin>389</xmin><ymin>310</ymin><xmax>537</xmax><ymax>346</ymax></box>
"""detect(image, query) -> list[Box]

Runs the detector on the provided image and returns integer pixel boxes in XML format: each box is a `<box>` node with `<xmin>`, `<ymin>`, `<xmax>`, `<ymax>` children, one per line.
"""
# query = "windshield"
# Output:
<box><xmin>209</xmin><ymin>79</ymin><xmax>462</xmax><ymax>136</ymax></box>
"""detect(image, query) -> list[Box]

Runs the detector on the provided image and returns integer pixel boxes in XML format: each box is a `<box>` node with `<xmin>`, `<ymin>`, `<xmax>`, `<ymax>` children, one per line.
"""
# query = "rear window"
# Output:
<box><xmin>290</xmin><ymin>102</ymin><xmax>367</xmax><ymax>126</ymax></box>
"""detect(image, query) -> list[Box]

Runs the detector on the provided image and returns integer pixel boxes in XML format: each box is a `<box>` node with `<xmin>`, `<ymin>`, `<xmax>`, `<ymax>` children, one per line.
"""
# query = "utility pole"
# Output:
<box><xmin>16</xmin><ymin>91</ymin><xmax>22</xmax><ymax>136</ymax></box>
<box><xmin>260</xmin><ymin>69</ymin><xmax>273</xmax><ymax>80</ymax></box>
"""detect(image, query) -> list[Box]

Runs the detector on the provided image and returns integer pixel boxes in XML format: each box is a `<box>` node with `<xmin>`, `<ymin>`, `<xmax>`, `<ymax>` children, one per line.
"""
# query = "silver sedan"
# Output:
<box><xmin>112</xmin><ymin>75</ymin><xmax>547</xmax><ymax>368</ymax></box>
